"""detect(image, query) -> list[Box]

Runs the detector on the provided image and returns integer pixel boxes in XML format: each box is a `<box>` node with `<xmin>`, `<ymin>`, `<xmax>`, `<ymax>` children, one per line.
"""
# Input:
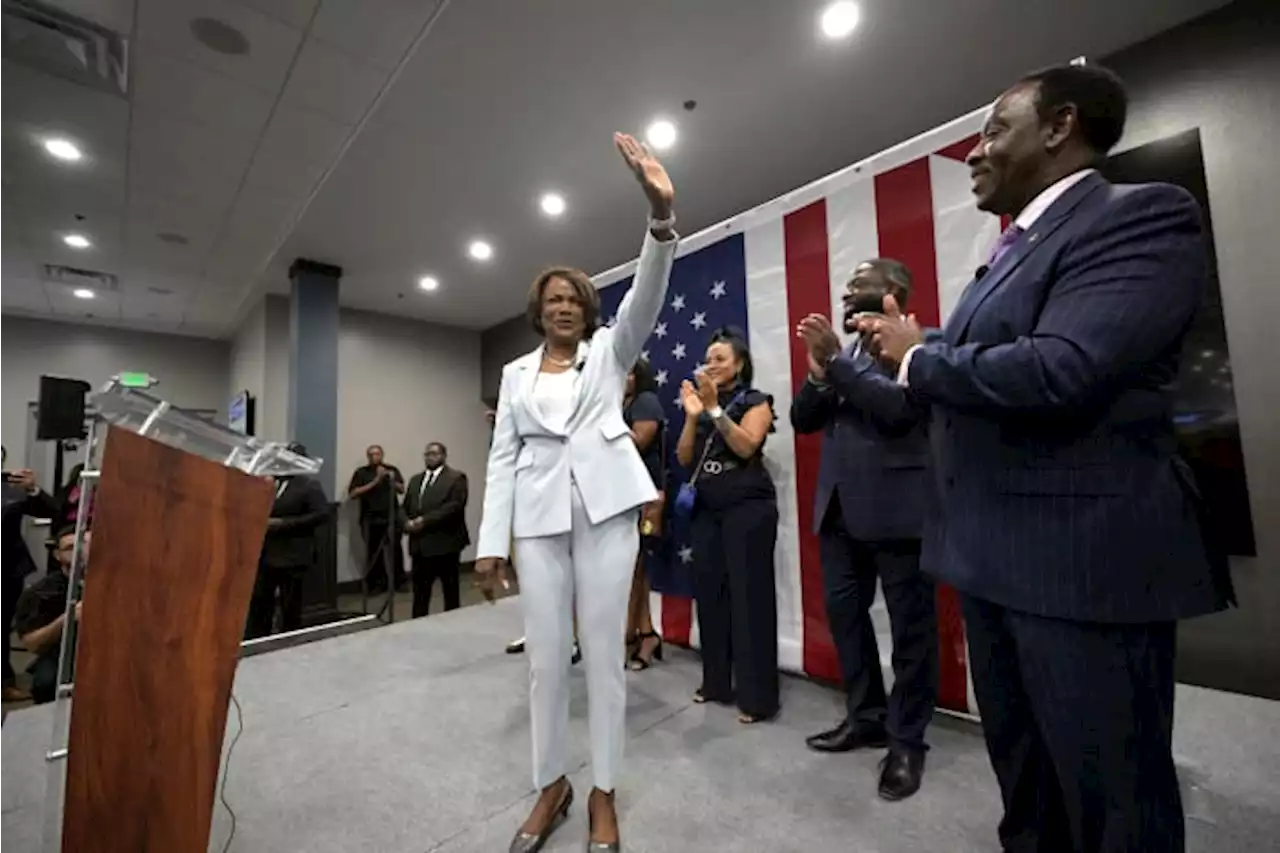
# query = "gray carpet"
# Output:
<box><xmin>3</xmin><ymin>597</ymin><xmax>1279</xmax><ymax>852</ymax></box>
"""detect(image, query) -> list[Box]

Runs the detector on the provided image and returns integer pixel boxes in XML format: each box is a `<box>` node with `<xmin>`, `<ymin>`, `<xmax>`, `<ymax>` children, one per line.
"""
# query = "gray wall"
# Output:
<box><xmin>226</xmin><ymin>299</ymin><xmax>490</xmax><ymax>581</ymax></box>
<box><xmin>1</xmin><ymin>316</ymin><xmax>231</xmax><ymax>472</ymax></box>
<box><xmin>1105</xmin><ymin>0</ymin><xmax>1280</xmax><ymax>698</ymax></box>
<box><xmin>475</xmin><ymin>0</ymin><xmax>1280</xmax><ymax>698</ymax></box>
<box><xmin>480</xmin><ymin>313</ymin><xmax>539</xmax><ymax>406</ymax></box>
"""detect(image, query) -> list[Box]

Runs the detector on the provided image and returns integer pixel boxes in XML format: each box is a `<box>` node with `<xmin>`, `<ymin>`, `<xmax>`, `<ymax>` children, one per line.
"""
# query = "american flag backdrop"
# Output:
<box><xmin>599</xmin><ymin>106</ymin><xmax>995</xmax><ymax>715</ymax></box>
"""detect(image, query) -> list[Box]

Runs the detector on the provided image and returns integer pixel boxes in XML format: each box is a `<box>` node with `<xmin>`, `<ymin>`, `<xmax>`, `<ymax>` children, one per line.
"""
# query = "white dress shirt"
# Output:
<box><xmin>896</xmin><ymin>168</ymin><xmax>1097</xmax><ymax>385</ymax></box>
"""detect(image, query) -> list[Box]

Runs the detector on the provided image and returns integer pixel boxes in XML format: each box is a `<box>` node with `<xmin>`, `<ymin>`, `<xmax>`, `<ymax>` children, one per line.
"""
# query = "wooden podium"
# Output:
<box><xmin>43</xmin><ymin>385</ymin><xmax>322</xmax><ymax>853</ymax></box>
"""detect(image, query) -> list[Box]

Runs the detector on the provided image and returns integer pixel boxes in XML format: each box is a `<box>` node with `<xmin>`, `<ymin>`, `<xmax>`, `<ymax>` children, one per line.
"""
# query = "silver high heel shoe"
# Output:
<box><xmin>586</xmin><ymin>789</ymin><xmax>621</xmax><ymax>852</ymax></box>
<box><xmin>508</xmin><ymin>780</ymin><xmax>573</xmax><ymax>853</ymax></box>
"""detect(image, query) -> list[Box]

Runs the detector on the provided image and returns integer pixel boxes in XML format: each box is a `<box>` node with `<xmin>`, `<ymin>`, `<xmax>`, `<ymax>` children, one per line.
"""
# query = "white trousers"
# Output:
<box><xmin>513</xmin><ymin>483</ymin><xmax>637</xmax><ymax>792</ymax></box>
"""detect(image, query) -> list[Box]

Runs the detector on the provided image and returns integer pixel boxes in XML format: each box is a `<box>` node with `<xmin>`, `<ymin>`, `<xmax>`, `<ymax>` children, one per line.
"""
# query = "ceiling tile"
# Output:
<box><xmin>135</xmin><ymin>0</ymin><xmax>305</xmax><ymax>94</ymax></box>
<box><xmin>278</xmin><ymin>37</ymin><xmax>388</xmax><ymax>125</ymax></box>
<box><xmin>129</xmin><ymin>105</ymin><xmax>260</xmax><ymax>184</ymax></box>
<box><xmin>240</xmin><ymin>103</ymin><xmax>352</xmax><ymax>199</ymax></box>
<box><xmin>310</xmin><ymin>0</ymin><xmax>446</xmax><ymax>70</ymax></box>
<box><xmin>232</xmin><ymin>0</ymin><xmax>318</xmax><ymax>30</ymax></box>
<box><xmin>131</xmin><ymin>45</ymin><xmax>276</xmax><ymax>140</ymax></box>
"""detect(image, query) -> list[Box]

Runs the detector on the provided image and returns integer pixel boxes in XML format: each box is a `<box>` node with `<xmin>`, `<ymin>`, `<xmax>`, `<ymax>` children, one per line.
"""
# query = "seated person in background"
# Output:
<box><xmin>3</xmin><ymin>449</ymin><xmax>60</xmax><ymax>701</ymax></box>
<box><xmin>15</xmin><ymin>526</ymin><xmax>89</xmax><ymax>704</ymax></box>
<box><xmin>247</xmin><ymin>445</ymin><xmax>329</xmax><ymax>638</ymax></box>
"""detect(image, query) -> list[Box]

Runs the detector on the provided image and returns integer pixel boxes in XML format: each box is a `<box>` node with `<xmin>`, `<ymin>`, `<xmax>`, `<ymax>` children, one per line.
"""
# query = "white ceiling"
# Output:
<box><xmin>2</xmin><ymin>0</ymin><xmax>1231</xmax><ymax>337</ymax></box>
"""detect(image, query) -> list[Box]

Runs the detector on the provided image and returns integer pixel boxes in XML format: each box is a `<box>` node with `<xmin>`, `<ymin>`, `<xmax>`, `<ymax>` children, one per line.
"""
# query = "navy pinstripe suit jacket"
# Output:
<box><xmin>910</xmin><ymin>172</ymin><xmax>1233</xmax><ymax>623</ymax></box>
<box><xmin>791</xmin><ymin>347</ymin><xmax>929</xmax><ymax>541</ymax></box>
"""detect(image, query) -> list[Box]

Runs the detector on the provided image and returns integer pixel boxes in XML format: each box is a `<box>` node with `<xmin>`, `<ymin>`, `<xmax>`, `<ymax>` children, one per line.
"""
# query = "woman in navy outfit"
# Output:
<box><xmin>622</xmin><ymin>357</ymin><xmax>667</xmax><ymax>669</ymax></box>
<box><xmin>676</xmin><ymin>328</ymin><xmax>779</xmax><ymax>723</ymax></box>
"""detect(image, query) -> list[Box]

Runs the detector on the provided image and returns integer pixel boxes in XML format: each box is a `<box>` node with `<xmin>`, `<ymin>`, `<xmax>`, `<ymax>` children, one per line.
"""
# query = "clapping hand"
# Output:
<box><xmin>855</xmin><ymin>294</ymin><xmax>924</xmax><ymax>367</ymax></box>
<box><xmin>694</xmin><ymin>369</ymin><xmax>718</xmax><ymax>410</ymax></box>
<box><xmin>680</xmin><ymin>379</ymin><xmax>704</xmax><ymax>417</ymax></box>
<box><xmin>615</xmin><ymin>132</ymin><xmax>674</xmax><ymax>220</ymax></box>
<box><xmin>796</xmin><ymin>314</ymin><xmax>842</xmax><ymax>379</ymax></box>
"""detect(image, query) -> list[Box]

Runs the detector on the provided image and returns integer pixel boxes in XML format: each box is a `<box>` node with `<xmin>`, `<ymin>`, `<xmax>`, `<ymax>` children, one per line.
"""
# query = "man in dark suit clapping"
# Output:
<box><xmin>403</xmin><ymin>443</ymin><xmax>470</xmax><ymax>618</ymax></box>
<box><xmin>860</xmin><ymin>64</ymin><xmax>1234</xmax><ymax>852</ymax></box>
<box><xmin>793</xmin><ymin>260</ymin><xmax>937</xmax><ymax>802</ymax></box>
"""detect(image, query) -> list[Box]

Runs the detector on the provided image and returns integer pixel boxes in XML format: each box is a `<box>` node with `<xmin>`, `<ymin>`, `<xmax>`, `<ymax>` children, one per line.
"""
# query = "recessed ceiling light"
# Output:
<box><xmin>467</xmin><ymin>240</ymin><xmax>494</xmax><ymax>262</ymax></box>
<box><xmin>43</xmin><ymin>137</ymin><xmax>83</xmax><ymax>162</ymax></box>
<box><xmin>72</xmin><ymin>288</ymin><xmax>95</xmax><ymax>300</ymax></box>
<box><xmin>820</xmin><ymin>1</ymin><xmax>861</xmax><ymax>40</ymax></box>
<box><xmin>645</xmin><ymin>119</ymin><xmax>677</xmax><ymax>151</ymax></box>
<box><xmin>418</xmin><ymin>275</ymin><xmax>440</xmax><ymax>292</ymax></box>
<box><xmin>63</xmin><ymin>233</ymin><xmax>91</xmax><ymax>249</ymax></box>
<box><xmin>157</xmin><ymin>232</ymin><xmax>190</xmax><ymax>246</ymax></box>
<box><xmin>540</xmin><ymin>192</ymin><xmax>566</xmax><ymax>217</ymax></box>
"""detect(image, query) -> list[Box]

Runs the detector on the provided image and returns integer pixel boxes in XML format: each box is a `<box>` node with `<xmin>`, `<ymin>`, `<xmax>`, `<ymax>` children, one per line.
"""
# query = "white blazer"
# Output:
<box><xmin>476</xmin><ymin>230</ymin><xmax>678</xmax><ymax>560</ymax></box>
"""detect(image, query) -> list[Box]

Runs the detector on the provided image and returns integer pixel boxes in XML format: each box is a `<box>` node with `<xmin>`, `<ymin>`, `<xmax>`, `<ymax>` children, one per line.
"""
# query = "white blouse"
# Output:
<box><xmin>531</xmin><ymin>369</ymin><xmax>578</xmax><ymax>433</ymax></box>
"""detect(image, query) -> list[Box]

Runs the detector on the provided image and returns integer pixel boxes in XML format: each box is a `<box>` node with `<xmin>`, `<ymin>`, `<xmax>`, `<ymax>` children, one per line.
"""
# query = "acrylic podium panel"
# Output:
<box><xmin>48</xmin><ymin>382</ymin><xmax>321</xmax><ymax>853</ymax></box>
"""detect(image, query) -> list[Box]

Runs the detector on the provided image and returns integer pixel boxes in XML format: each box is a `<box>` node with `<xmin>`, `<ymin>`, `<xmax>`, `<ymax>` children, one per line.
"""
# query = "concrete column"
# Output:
<box><xmin>287</xmin><ymin>259</ymin><xmax>341</xmax><ymax>497</ymax></box>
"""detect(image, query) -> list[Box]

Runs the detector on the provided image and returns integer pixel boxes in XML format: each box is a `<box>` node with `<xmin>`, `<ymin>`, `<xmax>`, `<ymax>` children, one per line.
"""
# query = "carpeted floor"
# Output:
<box><xmin>3</xmin><ymin>597</ymin><xmax>1278</xmax><ymax>852</ymax></box>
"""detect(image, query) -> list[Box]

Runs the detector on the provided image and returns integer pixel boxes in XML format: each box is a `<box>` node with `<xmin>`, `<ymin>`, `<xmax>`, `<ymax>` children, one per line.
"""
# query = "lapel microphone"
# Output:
<box><xmin>975</xmin><ymin>264</ymin><xmax>990</xmax><ymax>280</ymax></box>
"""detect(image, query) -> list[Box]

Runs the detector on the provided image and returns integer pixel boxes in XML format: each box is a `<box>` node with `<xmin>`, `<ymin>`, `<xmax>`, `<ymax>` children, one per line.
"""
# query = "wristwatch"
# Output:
<box><xmin>707</xmin><ymin>405</ymin><xmax>724</xmax><ymax>420</ymax></box>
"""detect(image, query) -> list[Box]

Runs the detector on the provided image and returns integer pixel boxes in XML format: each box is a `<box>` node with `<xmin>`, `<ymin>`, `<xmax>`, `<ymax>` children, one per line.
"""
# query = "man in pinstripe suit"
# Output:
<box><xmin>861</xmin><ymin>64</ymin><xmax>1234</xmax><ymax>852</ymax></box>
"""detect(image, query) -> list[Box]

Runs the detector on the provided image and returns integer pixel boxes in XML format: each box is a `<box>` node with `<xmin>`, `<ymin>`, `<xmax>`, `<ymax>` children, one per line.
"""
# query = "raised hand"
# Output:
<box><xmin>615</xmin><ymin>132</ymin><xmax>674</xmax><ymax>218</ymax></box>
<box><xmin>680</xmin><ymin>380</ymin><xmax>704</xmax><ymax>418</ymax></box>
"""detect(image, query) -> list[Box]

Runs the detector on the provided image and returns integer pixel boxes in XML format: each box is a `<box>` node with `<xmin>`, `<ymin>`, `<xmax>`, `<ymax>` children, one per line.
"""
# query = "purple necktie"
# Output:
<box><xmin>987</xmin><ymin>223</ymin><xmax>1024</xmax><ymax>268</ymax></box>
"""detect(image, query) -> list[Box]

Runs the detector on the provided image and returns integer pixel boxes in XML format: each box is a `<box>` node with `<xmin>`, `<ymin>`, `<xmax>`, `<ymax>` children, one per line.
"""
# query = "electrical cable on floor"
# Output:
<box><xmin>219</xmin><ymin>690</ymin><xmax>244</xmax><ymax>853</ymax></box>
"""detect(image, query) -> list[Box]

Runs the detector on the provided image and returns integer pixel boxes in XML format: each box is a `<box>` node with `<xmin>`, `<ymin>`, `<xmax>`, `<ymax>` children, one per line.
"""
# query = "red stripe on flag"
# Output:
<box><xmin>874</xmin><ymin>160</ymin><xmax>941</xmax><ymax>326</ymax></box>
<box><xmin>873</xmin><ymin>159</ymin><xmax>970</xmax><ymax>712</ymax></box>
<box><xmin>783</xmin><ymin>200</ymin><xmax>840</xmax><ymax>682</ymax></box>
<box><xmin>935</xmin><ymin>133</ymin><xmax>979</xmax><ymax>164</ymax></box>
<box><xmin>661</xmin><ymin>595</ymin><xmax>692</xmax><ymax>645</ymax></box>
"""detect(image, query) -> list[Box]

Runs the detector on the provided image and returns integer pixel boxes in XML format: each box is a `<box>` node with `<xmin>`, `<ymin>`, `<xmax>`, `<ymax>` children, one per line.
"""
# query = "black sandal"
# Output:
<box><xmin>628</xmin><ymin>632</ymin><xmax>663</xmax><ymax>670</ymax></box>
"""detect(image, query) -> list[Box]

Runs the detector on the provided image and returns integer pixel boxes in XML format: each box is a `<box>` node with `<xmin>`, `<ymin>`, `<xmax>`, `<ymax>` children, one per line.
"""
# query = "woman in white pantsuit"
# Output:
<box><xmin>475</xmin><ymin>133</ymin><xmax>676</xmax><ymax>853</ymax></box>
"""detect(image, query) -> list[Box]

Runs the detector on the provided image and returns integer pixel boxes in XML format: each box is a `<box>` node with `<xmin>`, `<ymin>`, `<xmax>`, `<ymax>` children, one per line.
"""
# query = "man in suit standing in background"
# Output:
<box><xmin>862</xmin><ymin>64</ymin><xmax>1234</xmax><ymax>852</ymax></box>
<box><xmin>247</xmin><ymin>444</ymin><xmax>330</xmax><ymax>638</ymax></box>
<box><xmin>792</xmin><ymin>260</ymin><xmax>937</xmax><ymax>802</ymax></box>
<box><xmin>404</xmin><ymin>442</ymin><xmax>470</xmax><ymax>618</ymax></box>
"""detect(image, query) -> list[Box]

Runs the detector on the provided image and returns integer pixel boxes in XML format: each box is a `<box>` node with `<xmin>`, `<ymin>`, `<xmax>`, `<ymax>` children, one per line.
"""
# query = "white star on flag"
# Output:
<box><xmin>673</xmin><ymin>394</ymin><xmax>682</xmax><ymax>407</ymax></box>
<box><xmin>653</xmin><ymin>322</ymin><xmax>668</xmax><ymax>339</ymax></box>
<box><xmin>678</xmin><ymin>545</ymin><xmax>693</xmax><ymax>564</ymax></box>
<box><xmin>655</xmin><ymin>369</ymin><xmax>669</xmax><ymax>386</ymax></box>
<box><xmin>672</xmin><ymin>342</ymin><xmax>687</xmax><ymax>360</ymax></box>
<box><xmin>710</xmin><ymin>280</ymin><xmax>726</xmax><ymax>299</ymax></box>
<box><xmin>606</xmin><ymin>314</ymin><xmax>617</xmax><ymax>327</ymax></box>
<box><xmin>641</xmin><ymin>349</ymin><xmax>650</xmax><ymax>361</ymax></box>
<box><xmin>671</xmin><ymin>294</ymin><xmax>686</xmax><ymax>312</ymax></box>
<box><xmin>690</xmin><ymin>311</ymin><xmax>707</xmax><ymax>330</ymax></box>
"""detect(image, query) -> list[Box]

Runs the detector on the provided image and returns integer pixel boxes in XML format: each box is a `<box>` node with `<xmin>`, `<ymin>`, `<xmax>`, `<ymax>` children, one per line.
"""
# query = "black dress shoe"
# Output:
<box><xmin>805</xmin><ymin>719</ymin><xmax>888</xmax><ymax>752</ymax></box>
<box><xmin>877</xmin><ymin>748</ymin><xmax>925</xmax><ymax>801</ymax></box>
